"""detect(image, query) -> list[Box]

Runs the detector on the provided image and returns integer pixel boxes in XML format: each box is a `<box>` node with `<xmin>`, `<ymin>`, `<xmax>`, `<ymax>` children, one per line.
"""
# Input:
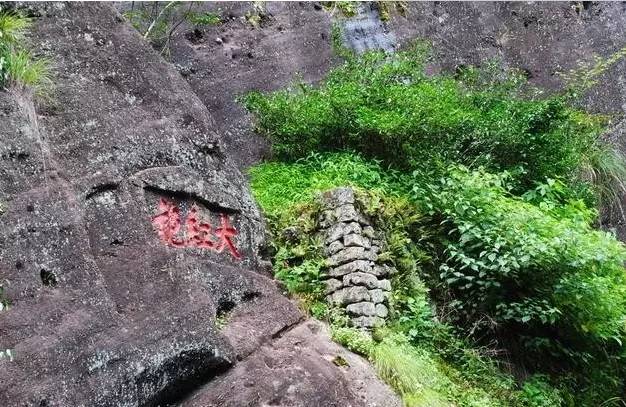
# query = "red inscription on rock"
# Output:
<box><xmin>151</xmin><ymin>198</ymin><xmax>242</xmax><ymax>260</ymax></box>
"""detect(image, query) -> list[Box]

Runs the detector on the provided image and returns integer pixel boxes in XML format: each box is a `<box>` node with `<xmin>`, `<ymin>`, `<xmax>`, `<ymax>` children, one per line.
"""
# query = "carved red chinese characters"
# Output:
<box><xmin>151</xmin><ymin>198</ymin><xmax>242</xmax><ymax>260</ymax></box>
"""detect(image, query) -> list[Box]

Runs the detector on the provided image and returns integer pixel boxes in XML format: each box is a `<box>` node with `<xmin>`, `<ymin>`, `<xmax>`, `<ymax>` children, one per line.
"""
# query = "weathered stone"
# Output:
<box><xmin>357</xmin><ymin>213</ymin><xmax>371</xmax><ymax>226</ymax></box>
<box><xmin>327</xmin><ymin>286</ymin><xmax>371</xmax><ymax>306</ymax></box>
<box><xmin>369</xmin><ymin>289</ymin><xmax>386</xmax><ymax>304</ymax></box>
<box><xmin>0</xmin><ymin>4</ymin><xmax>307</xmax><ymax>405</ymax></box>
<box><xmin>328</xmin><ymin>247</ymin><xmax>377</xmax><ymax>267</ymax></box>
<box><xmin>370</xmin><ymin>265</ymin><xmax>391</xmax><ymax>277</ymax></box>
<box><xmin>325</xmin><ymin>240</ymin><xmax>344</xmax><ymax>256</ymax></box>
<box><xmin>321</xmin><ymin>187</ymin><xmax>355</xmax><ymax>209</ymax></box>
<box><xmin>328</xmin><ymin>260</ymin><xmax>373</xmax><ymax>277</ymax></box>
<box><xmin>377</xmin><ymin>279</ymin><xmax>392</xmax><ymax>291</ymax></box>
<box><xmin>334</xmin><ymin>204</ymin><xmax>360</xmax><ymax>223</ymax></box>
<box><xmin>344</xmin><ymin>233</ymin><xmax>371</xmax><ymax>248</ymax></box>
<box><xmin>318</xmin><ymin>211</ymin><xmax>333</xmax><ymax>229</ymax></box>
<box><xmin>371</xmin><ymin>245</ymin><xmax>380</xmax><ymax>254</ymax></box>
<box><xmin>343</xmin><ymin>272</ymin><xmax>379</xmax><ymax>289</ymax></box>
<box><xmin>325</xmin><ymin>222</ymin><xmax>362</xmax><ymax>244</ymax></box>
<box><xmin>324</xmin><ymin>278</ymin><xmax>343</xmax><ymax>295</ymax></box>
<box><xmin>362</xmin><ymin>225</ymin><xmax>376</xmax><ymax>238</ymax></box>
<box><xmin>375</xmin><ymin>304</ymin><xmax>389</xmax><ymax>318</ymax></box>
<box><xmin>351</xmin><ymin>316</ymin><xmax>385</xmax><ymax>329</ymax></box>
<box><xmin>346</xmin><ymin>302</ymin><xmax>377</xmax><ymax>316</ymax></box>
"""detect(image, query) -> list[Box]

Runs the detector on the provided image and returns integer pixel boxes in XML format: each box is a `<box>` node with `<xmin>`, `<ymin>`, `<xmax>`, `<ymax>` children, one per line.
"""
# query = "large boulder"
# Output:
<box><xmin>0</xmin><ymin>3</ymin><xmax>301</xmax><ymax>406</ymax></box>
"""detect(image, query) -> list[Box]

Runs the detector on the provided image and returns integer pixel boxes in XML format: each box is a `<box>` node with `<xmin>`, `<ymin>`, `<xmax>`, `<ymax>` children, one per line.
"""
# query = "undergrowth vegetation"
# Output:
<box><xmin>0</xmin><ymin>9</ymin><xmax>50</xmax><ymax>93</ymax></box>
<box><xmin>247</xmin><ymin>41</ymin><xmax>626</xmax><ymax>406</ymax></box>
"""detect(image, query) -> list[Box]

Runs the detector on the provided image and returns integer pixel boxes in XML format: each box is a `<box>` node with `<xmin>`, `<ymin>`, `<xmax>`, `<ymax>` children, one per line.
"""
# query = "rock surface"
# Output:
<box><xmin>0</xmin><ymin>3</ymin><xmax>400</xmax><ymax>406</ymax></box>
<box><xmin>162</xmin><ymin>2</ymin><xmax>335</xmax><ymax>170</ymax></box>
<box><xmin>181</xmin><ymin>320</ymin><xmax>400</xmax><ymax>407</ymax></box>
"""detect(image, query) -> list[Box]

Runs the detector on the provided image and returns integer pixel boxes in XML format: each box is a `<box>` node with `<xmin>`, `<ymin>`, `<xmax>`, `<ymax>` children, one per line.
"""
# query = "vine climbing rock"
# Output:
<box><xmin>0</xmin><ymin>3</ymin><xmax>399</xmax><ymax>407</ymax></box>
<box><xmin>318</xmin><ymin>188</ymin><xmax>395</xmax><ymax>329</ymax></box>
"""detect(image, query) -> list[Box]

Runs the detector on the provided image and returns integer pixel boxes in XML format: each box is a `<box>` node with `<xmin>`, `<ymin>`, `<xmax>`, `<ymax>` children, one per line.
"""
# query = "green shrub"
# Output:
<box><xmin>246</xmin><ymin>44</ymin><xmax>626</xmax><ymax>405</ymax></box>
<box><xmin>244</xmin><ymin>44</ymin><xmax>610</xmax><ymax>193</ymax></box>
<box><xmin>249</xmin><ymin>151</ymin><xmax>409</xmax><ymax>219</ymax></box>
<box><xmin>331</xmin><ymin>326</ymin><xmax>375</xmax><ymax>356</ymax></box>
<box><xmin>519</xmin><ymin>375</ymin><xmax>564</xmax><ymax>407</ymax></box>
<box><xmin>423</xmin><ymin>166</ymin><xmax>626</xmax><ymax>369</ymax></box>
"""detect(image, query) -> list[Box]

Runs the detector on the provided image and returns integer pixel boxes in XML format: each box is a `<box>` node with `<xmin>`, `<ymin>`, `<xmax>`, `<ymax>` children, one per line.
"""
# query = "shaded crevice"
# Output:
<box><xmin>144</xmin><ymin>185</ymin><xmax>240</xmax><ymax>215</ymax></box>
<box><xmin>136</xmin><ymin>348</ymin><xmax>233</xmax><ymax>407</ymax></box>
<box><xmin>40</xmin><ymin>268</ymin><xmax>57</xmax><ymax>287</ymax></box>
<box><xmin>270</xmin><ymin>317</ymin><xmax>304</xmax><ymax>340</ymax></box>
<box><xmin>85</xmin><ymin>182</ymin><xmax>119</xmax><ymax>200</ymax></box>
<box><xmin>216</xmin><ymin>299</ymin><xmax>236</xmax><ymax>319</ymax></box>
<box><xmin>216</xmin><ymin>291</ymin><xmax>261</xmax><ymax>320</ymax></box>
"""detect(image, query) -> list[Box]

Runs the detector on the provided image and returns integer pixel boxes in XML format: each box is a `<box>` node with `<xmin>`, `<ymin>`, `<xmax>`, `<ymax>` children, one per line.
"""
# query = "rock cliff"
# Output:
<box><xmin>0</xmin><ymin>3</ymin><xmax>398</xmax><ymax>406</ymax></box>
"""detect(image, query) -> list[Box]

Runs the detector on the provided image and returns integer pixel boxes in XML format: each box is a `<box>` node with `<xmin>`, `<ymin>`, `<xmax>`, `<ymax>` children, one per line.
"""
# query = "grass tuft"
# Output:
<box><xmin>0</xmin><ymin>10</ymin><xmax>51</xmax><ymax>93</ymax></box>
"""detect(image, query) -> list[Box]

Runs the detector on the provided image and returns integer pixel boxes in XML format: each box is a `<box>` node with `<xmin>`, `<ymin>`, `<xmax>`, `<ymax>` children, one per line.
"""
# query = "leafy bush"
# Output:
<box><xmin>424</xmin><ymin>166</ymin><xmax>626</xmax><ymax>370</ymax></box>
<box><xmin>247</xmin><ymin>42</ymin><xmax>626</xmax><ymax>406</ymax></box>
<box><xmin>244</xmin><ymin>43</ymin><xmax>611</xmax><ymax>193</ymax></box>
<box><xmin>331</xmin><ymin>326</ymin><xmax>374</xmax><ymax>356</ymax></box>
<box><xmin>519</xmin><ymin>375</ymin><xmax>564</xmax><ymax>407</ymax></box>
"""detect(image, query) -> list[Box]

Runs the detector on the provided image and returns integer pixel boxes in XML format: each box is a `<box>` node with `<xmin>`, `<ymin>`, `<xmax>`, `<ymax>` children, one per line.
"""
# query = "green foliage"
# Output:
<box><xmin>247</xmin><ymin>43</ymin><xmax>626</xmax><ymax>405</ymax></box>
<box><xmin>0</xmin><ymin>10</ymin><xmax>28</xmax><ymax>44</ymax></box>
<box><xmin>369</xmin><ymin>333</ymin><xmax>532</xmax><ymax>407</ymax></box>
<box><xmin>331</xmin><ymin>326</ymin><xmax>374</xmax><ymax>356</ymax></box>
<box><xmin>249</xmin><ymin>152</ymin><xmax>409</xmax><ymax>219</ymax></box>
<box><xmin>424</xmin><ymin>166</ymin><xmax>626</xmax><ymax>370</ymax></box>
<box><xmin>123</xmin><ymin>1</ymin><xmax>196</xmax><ymax>56</ymax></box>
<box><xmin>322</xmin><ymin>1</ymin><xmax>358</xmax><ymax>17</ymax></box>
<box><xmin>187</xmin><ymin>11</ymin><xmax>221</xmax><ymax>26</ymax></box>
<box><xmin>0</xmin><ymin>10</ymin><xmax>50</xmax><ymax>93</ymax></box>
<box><xmin>559</xmin><ymin>44</ymin><xmax>626</xmax><ymax>99</ymax></box>
<box><xmin>519</xmin><ymin>375</ymin><xmax>564</xmax><ymax>407</ymax></box>
<box><xmin>244</xmin><ymin>44</ymin><xmax>610</xmax><ymax>193</ymax></box>
<box><xmin>580</xmin><ymin>142</ymin><xmax>626</xmax><ymax>213</ymax></box>
<box><xmin>245</xmin><ymin>1</ymin><xmax>269</xmax><ymax>29</ymax></box>
<box><xmin>0</xmin><ymin>284</ymin><xmax>9</xmax><ymax>312</ymax></box>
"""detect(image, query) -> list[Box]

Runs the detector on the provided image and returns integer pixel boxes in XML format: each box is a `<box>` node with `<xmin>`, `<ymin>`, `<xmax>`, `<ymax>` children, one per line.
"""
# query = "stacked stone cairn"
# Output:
<box><xmin>318</xmin><ymin>187</ymin><xmax>395</xmax><ymax>329</ymax></box>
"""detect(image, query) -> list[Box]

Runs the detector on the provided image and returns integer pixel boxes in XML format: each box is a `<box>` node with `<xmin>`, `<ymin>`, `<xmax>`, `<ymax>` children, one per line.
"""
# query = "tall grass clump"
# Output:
<box><xmin>0</xmin><ymin>9</ymin><xmax>51</xmax><ymax>93</ymax></box>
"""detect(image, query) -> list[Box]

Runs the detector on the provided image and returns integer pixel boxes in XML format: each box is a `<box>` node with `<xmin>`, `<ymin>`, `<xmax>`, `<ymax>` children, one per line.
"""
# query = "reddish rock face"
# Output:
<box><xmin>0</xmin><ymin>4</ymin><xmax>400</xmax><ymax>407</ymax></box>
<box><xmin>0</xmin><ymin>3</ymin><xmax>301</xmax><ymax>406</ymax></box>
